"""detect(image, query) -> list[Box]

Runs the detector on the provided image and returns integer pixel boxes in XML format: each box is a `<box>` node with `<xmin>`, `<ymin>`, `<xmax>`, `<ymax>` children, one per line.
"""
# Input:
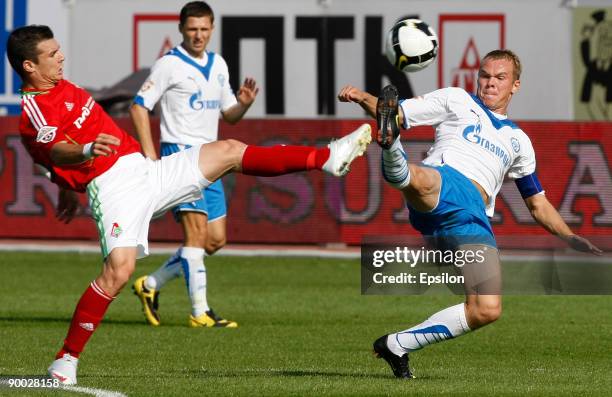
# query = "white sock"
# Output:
<box><xmin>387</xmin><ymin>303</ymin><xmax>471</xmax><ymax>355</ymax></box>
<box><xmin>179</xmin><ymin>246</ymin><xmax>209</xmax><ymax>317</ymax></box>
<box><xmin>145</xmin><ymin>248</ymin><xmax>182</xmax><ymax>290</ymax></box>
<box><xmin>381</xmin><ymin>138</ymin><xmax>410</xmax><ymax>189</ymax></box>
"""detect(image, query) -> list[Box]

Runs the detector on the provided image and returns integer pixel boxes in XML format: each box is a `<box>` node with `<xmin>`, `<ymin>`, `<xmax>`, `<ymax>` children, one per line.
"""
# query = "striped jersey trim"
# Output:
<box><xmin>22</xmin><ymin>95</ymin><xmax>48</xmax><ymax>131</ymax></box>
<box><xmin>87</xmin><ymin>180</ymin><xmax>108</xmax><ymax>258</ymax></box>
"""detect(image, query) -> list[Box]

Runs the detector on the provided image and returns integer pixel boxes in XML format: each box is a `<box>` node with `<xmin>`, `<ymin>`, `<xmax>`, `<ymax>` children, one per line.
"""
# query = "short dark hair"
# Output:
<box><xmin>179</xmin><ymin>1</ymin><xmax>214</xmax><ymax>26</ymax></box>
<box><xmin>482</xmin><ymin>49</ymin><xmax>522</xmax><ymax>81</ymax></box>
<box><xmin>7</xmin><ymin>25</ymin><xmax>54</xmax><ymax>79</ymax></box>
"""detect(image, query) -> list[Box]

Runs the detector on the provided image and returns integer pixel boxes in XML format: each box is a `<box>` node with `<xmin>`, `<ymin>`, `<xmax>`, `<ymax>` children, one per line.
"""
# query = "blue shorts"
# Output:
<box><xmin>408</xmin><ymin>164</ymin><xmax>496</xmax><ymax>248</ymax></box>
<box><xmin>161</xmin><ymin>143</ymin><xmax>227</xmax><ymax>222</ymax></box>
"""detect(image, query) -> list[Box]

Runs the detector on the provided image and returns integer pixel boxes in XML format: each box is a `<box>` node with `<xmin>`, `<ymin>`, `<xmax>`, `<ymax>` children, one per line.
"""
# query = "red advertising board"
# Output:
<box><xmin>1</xmin><ymin>117</ymin><xmax>611</xmax><ymax>246</ymax></box>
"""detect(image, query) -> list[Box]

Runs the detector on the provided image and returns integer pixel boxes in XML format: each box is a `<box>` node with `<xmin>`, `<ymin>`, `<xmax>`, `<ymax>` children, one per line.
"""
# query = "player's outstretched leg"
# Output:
<box><xmin>197</xmin><ymin>124</ymin><xmax>372</xmax><ymax>183</ymax></box>
<box><xmin>377</xmin><ymin>84</ymin><xmax>400</xmax><ymax>149</ymax></box>
<box><xmin>241</xmin><ymin>123</ymin><xmax>372</xmax><ymax>177</ymax></box>
<box><xmin>376</xmin><ymin>85</ymin><xmax>412</xmax><ymax>192</ymax></box>
<box><xmin>322</xmin><ymin>124</ymin><xmax>372</xmax><ymax>176</ymax></box>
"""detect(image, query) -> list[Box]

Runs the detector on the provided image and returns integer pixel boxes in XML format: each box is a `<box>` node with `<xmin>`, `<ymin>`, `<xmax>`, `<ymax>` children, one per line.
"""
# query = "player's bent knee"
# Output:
<box><xmin>223</xmin><ymin>139</ymin><xmax>247</xmax><ymax>163</ymax></box>
<box><xmin>474</xmin><ymin>302</ymin><xmax>502</xmax><ymax>326</ymax></box>
<box><xmin>409</xmin><ymin>166</ymin><xmax>439</xmax><ymax>196</ymax></box>
<box><xmin>199</xmin><ymin>139</ymin><xmax>247</xmax><ymax>177</ymax></box>
<box><xmin>205</xmin><ymin>237</ymin><xmax>226</xmax><ymax>255</ymax></box>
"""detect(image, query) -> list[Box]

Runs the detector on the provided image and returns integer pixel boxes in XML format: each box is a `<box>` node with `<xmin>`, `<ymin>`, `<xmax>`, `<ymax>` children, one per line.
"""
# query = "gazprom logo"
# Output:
<box><xmin>0</xmin><ymin>0</ymin><xmax>28</xmax><ymax>115</ymax></box>
<box><xmin>189</xmin><ymin>90</ymin><xmax>220</xmax><ymax>111</ymax></box>
<box><xmin>462</xmin><ymin>123</ymin><xmax>482</xmax><ymax>143</ymax></box>
<box><xmin>462</xmin><ymin>123</ymin><xmax>510</xmax><ymax>167</ymax></box>
<box><xmin>189</xmin><ymin>90</ymin><xmax>204</xmax><ymax>110</ymax></box>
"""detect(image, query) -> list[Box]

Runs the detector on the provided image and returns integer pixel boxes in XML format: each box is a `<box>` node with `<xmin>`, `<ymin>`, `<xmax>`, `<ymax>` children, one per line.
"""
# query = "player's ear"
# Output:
<box><xmin>511</xmin><ymin>78</ymin><xmax>520</xmax><ymax>94</ymax></box>
<box><xmin>23</xmin><ymin>59</ymin><xmax>35</xmax><ymax>74</ymax></box>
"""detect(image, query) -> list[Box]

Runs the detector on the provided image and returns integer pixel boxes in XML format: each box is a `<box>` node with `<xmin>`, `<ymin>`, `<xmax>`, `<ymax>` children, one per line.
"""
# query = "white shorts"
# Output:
<box><xmin>86</xmin><ymin>147</ymin><xmax>210</xmax><ymax>259</ymax></box>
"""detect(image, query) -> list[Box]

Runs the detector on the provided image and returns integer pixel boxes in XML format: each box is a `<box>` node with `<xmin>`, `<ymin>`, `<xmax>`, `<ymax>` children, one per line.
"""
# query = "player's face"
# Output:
<box><xmin>179</xmin><ymin>16</ymin><xmax>213</xmax><ymax>58</ymax></box>
<box><xmin>25</xmin><ymin>38</ymin><xmax>64</xmax><ymax>88</ymax></box>
<box><xmin>477</xmin><ymin>58</ymin><xmax>520</xmax><ymax>114</ymax></box>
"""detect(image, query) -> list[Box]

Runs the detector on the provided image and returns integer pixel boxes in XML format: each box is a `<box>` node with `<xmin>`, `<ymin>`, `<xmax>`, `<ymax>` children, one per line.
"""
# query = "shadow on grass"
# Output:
<box><xmin>176</xmin><ymin>368</ymin><xmax>402</xmax><ymax>380</ymax></box>
<box><xmin>0</xmin><ymin>316</ymin><xmax>147</xmax><ymax>326</ymax></box>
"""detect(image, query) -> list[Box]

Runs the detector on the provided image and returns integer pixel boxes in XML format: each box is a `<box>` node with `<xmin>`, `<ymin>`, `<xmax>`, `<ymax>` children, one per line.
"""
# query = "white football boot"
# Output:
<box><xmin>47</xmin><ymin>353</ymin><xmax>78</xmax><ymax>385</ymax></box>
<box><xmin>322</xmin><ymin>123</ymin><xmax>372</xmax><ymax>176</ymax></box>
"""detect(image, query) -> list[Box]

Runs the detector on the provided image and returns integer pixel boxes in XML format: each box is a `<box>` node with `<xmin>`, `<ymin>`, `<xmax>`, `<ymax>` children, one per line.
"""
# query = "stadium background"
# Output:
<box><xmin>0</xmin><ymin>0</ymin><xmax>611</xmax><ymax>248</ymax></box>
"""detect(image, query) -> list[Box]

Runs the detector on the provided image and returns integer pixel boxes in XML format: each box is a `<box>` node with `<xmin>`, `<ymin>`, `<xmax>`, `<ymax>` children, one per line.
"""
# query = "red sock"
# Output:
<box><xmin>56</xmin><ymin>281</ymin><xmax>114</xmax><ymax>359</ymax></box>
<box><xmin>241</xmin><ymin>145</ymin><xmax>330</xmax><ymax>176</ymax></box>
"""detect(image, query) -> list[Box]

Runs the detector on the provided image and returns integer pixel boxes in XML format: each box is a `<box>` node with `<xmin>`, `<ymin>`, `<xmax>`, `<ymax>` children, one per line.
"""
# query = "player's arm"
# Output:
<box><xmin>222</xmin><ymin>77</ymin><xmax>259</xmax><ymax>124</ymax></box>
<box><xmin>129</xmin><ymin>103</ymin><xmax>158</xmax><ymax>159</ymax></box>
<box><xmin>337</xmin><ymin>85</ymin><xmax>383</xmax><ymax>121</ymax></box>
<box><xmin>56</xmin><ymin>188</ymin><xmax>79</xmax><ymax>224</ymax></box>
<box><xmin>50</xmin><ymin>133</ymin><xmax>120</xmax><ymax>165</ymax></box>
<box><xmin>520</xmin><ymin>179</ymin><xmax>602</xmax><ymax>255</ymax></box>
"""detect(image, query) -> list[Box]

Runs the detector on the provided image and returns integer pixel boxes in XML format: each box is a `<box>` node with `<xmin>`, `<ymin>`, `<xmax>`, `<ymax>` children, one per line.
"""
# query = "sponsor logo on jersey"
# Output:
<box><xmin>111</xmin><ymin>222</ymin><xmax>123</xmax><ymax>238</ymax></box>
<box><xmin>189</xmin><ymin>90</ymin><xmax>221</xmax><ymax>111</ymax></box>
<box><xmin>462</xmin><ymin>123</ymin><xmax>510</xmax><ymax>167</ymax></box>
<box><xmin>65</xmin><ymin>102</ymin><xmax>74</xmax><ymax>111</ymax></box>
<box><xmin>79</xmin><ymin>322</ymin><xmax>94</xmax><ymax>331</ymax></box>
<box><xmin>73</xmin><ymin>97</ymin><xmax>95</xmax><ymax>129</ymax></box>
<box><xmin>36</xmin><ymin>126</ymin><xmax>58</xmax><ymax>143</ymax></box>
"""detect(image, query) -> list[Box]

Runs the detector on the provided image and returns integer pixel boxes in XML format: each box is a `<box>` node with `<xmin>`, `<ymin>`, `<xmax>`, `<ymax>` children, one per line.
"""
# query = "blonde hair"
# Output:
<box><xmin>482</xmin><ymin>49</ymin><xmax>522</xmax><ymax>81</ymax></box>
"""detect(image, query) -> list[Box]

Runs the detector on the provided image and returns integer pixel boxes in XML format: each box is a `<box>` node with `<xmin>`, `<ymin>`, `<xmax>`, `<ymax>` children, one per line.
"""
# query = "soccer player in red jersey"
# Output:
<box><xmin>7</xmin><ymin>24</ymin><xmax>372</xmax><ymax>385</ymax></box>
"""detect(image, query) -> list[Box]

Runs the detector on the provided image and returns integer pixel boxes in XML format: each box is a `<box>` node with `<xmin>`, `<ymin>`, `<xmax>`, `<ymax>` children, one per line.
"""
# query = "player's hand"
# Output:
<box><xmin>237</xmin><ymin>77</ymin><xmax>259</xmax><ymax>106</ymax></box>
<box><xmin>56</xmin><ymin>188</ymin><xmax>79</xmax><ymax>224</ymax></box>
<box><xmin>92</xmin><ymin>133</ymin><xmax>120</xmax><ymax>157</ymax></box>
<box><xmin>565</xmin><ymin>234</ymin><xmax>603</xmax><ymax>256</ymax></box>
<box><xmin>337</xmin><ymin>85</ymin><xmax>366</xmax><ymax>103</ymax></box>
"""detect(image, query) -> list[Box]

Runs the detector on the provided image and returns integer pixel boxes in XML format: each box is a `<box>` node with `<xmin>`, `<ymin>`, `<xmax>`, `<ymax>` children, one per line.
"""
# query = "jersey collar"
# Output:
<box><xmin>470</xmin><ymin>93</ymin><xmax>519</xmax><ymax>130</ymax></box>
<box><xmin>167</xmin><ymin>46</ymin><xmax>215</xmax><ymax>81</ymax></box>
<box><xmin>20</xmin><ymin>79</ymin><xmax>66</xmax><ymax>97</ymax></box>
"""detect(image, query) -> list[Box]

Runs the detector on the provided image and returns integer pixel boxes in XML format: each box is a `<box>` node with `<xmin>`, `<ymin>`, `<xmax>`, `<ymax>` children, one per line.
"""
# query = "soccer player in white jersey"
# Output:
<box><xmin>338</xmin><ymin>50</ymin><xmax>602</xmax><ymax>378</ymax></box>
<box><xmin>129</xmin><ymin>1</ymin><xmax>257</xmax><ymax>328</ymax></box>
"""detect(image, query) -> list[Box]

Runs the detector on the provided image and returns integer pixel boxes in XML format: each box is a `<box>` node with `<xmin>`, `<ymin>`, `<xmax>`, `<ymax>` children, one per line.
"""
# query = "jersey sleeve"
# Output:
<box><xmin>133</xmin><ymin>57</ymin><xmax>174</xmax><ymax>110</ymax></box>
<box><xmin>20</xmin><ymin>95</ymin><xmax>67</xmax><ymax>155</ymax></box>
<box><xmin>399</xmin><ymin>87</ymin><xmax>455</xmax><ymax>129</ymax></box>
<box><xmin>507</xmin><ymin>132</ymin><xmax>537</xmax><ymax>179</ymax></box>
<box><xmin>217</xmin><ymin>56</ymin><xmax>238</xmax><ymax>112</ymax></box>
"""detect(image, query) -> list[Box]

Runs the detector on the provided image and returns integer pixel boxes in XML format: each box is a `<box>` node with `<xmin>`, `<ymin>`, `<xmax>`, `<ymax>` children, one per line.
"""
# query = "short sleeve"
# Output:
<box><xmin>217</xmin><ymin>56</ymin><xmax>238</xmax><ymax>112</ymax></box>
<box><xmin>507</xmin><ymin>132</ymin><xmax>536</xmax><ymax>179</ymax></box>
<box><xmin>133</xmin><ymin>57</ymin><xmax>174</xmax><ymax>110</ymax></box>
<box><xmin>20</xmin><ymin>94</ymin><xmax>66</xmax><ymax>153</ymax></box>
<box><xmin>399</xmin><ymin>87</ymin><xmax>456</xmax><ymax>129</ymax></box>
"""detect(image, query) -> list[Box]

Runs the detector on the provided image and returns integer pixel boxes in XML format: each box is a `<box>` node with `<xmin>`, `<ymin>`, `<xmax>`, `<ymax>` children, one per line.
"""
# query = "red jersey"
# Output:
<box><xmin>19</xmin><ymin>79</ymin><xmax>141</xmax><ymax>192</ymax></box>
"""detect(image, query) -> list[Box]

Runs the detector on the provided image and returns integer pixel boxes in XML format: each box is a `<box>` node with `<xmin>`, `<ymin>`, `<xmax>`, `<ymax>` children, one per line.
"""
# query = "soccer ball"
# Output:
<box><xmin>385</xmin><ymin>19</ymin><xmax>438</xmax><ymax>72</ymax></box>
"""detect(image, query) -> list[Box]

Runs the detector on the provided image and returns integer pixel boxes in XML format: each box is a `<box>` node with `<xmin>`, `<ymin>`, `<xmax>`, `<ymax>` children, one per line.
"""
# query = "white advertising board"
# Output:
<box><xmin>6</xmin><ymin>0</ymin><xmax>578</xmax><ymax>119</ymax></box>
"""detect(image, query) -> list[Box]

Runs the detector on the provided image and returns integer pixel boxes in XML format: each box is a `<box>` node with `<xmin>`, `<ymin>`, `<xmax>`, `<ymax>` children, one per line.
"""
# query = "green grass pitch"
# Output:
<box><xmin>0</xmin><ymin>252</ymin><xmax>611</xmax><ymax>396</ymax></box>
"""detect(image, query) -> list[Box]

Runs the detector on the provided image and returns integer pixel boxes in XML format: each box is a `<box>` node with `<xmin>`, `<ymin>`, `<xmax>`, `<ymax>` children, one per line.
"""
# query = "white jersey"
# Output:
<box><xmin>135</xmin><ymin>45</ymin><xmax>237</xmax><ymax>145</ymax></box>
<box><xmin>400</xmin><ymin>87</ymin><xmax>536</xmax><ymax>217</ymax></box>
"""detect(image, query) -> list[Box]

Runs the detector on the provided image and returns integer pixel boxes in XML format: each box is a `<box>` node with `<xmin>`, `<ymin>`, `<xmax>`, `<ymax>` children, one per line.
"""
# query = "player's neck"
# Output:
<box><xmin>180</xmin><ymin>43</ymin><xmax>205</xmax><ymax>59</ymax></box>
<box><xmin>22</xmin><ymin>78</ymin><xmax>58</xmax><ymax>92</ymax></box>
